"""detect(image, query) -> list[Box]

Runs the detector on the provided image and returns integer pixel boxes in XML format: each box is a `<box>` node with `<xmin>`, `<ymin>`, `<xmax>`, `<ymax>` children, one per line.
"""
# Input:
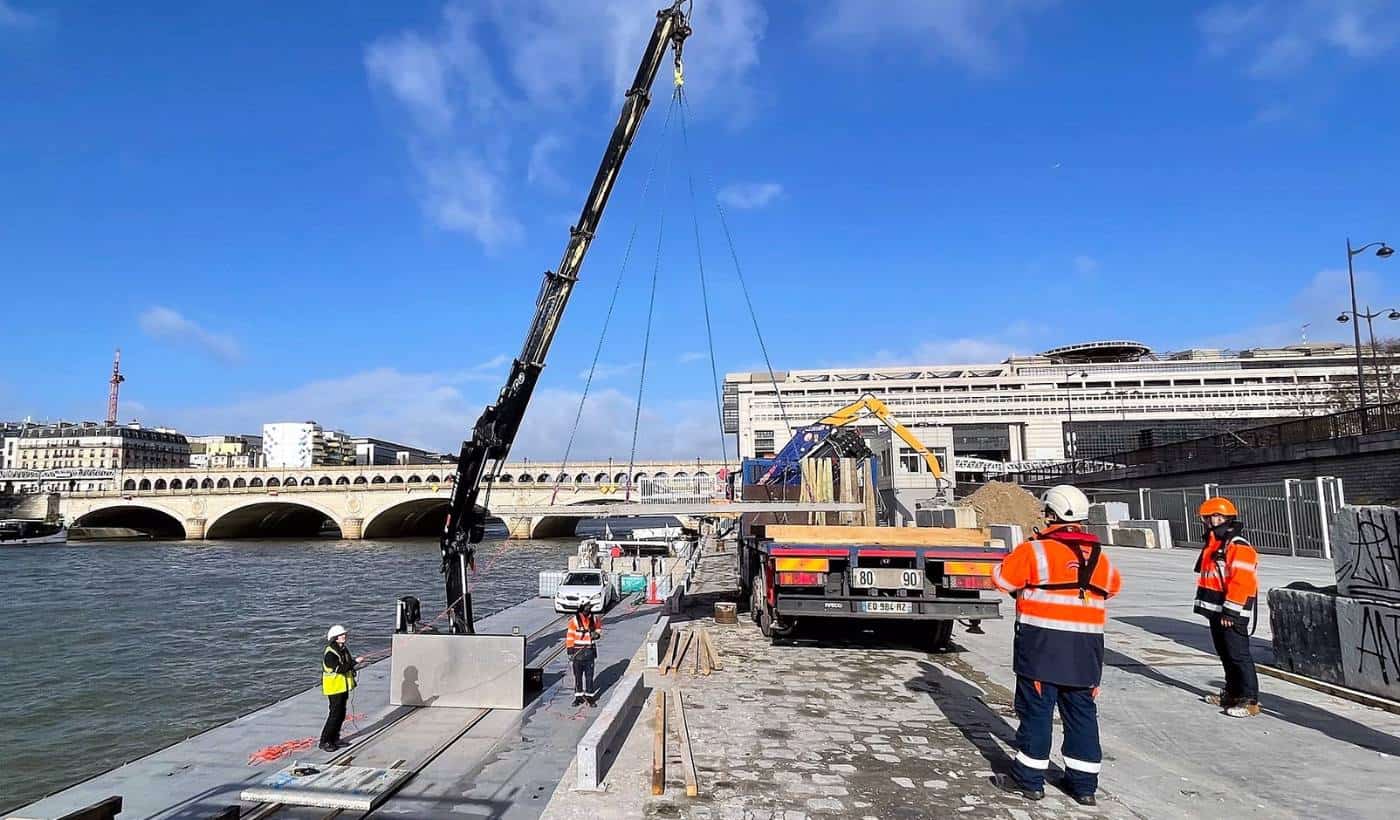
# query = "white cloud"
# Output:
<box><xmin>718</xmin><ymin>181</ymin><xmax>783</xmax><ymax>210</ymax></box>
<box><xmin>527</xmin><ymin>133</ymin><xmax>568</xmax><ymax>189</ymax></box>
<box><xmin>365</xmin><ymin>0</ymin><xmax>767</xmax><ymax>249</ymax></box>
<box><xmin>811</xmin><ymin>0</ymin><xmax>1056</xmax><ymax>72</ymax></box>
<box><xmin>678</xmin><ymin>351</ymin><xmax>709</xmax><ymax>364</ymax></box>
<box><xmin>138</xmin><ymin>307</ymin><xmax>241</xmax><ymax>364</ymax></box>
<box><xmin>1202</xmin><ymin>266</ymin><xmax>1400</xmax><ymax>351</ymax></box>
<box><xmin>868</xmin><ymin>321</ymin><xmax>1051</xmax><ymax>366</ymax></box>
<box><xmin>1199</xmin><ymin>1</ymin><xmax>1400</xmax><ymax>76</ymax></box>
<box><xmin>148</xmin><ymin>368</ymin><xmax>722</xmax><ymax>459</ymax></box>
<box><xmin>1073</xmin><ymin>255</ymin><xmax>1098</xmax><ymax>275</ymax></box>
<box><xmin>0</xmin><ymin>1</ymin><xmax>36</xmax><ymax>28</ymax></box>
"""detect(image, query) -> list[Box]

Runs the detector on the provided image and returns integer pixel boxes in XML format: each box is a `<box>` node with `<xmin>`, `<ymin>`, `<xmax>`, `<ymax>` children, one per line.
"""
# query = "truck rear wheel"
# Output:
<box><xmin>923</xmin><ymin>620</ymin><xmax>955</xmax><ymax>652</ymax></box>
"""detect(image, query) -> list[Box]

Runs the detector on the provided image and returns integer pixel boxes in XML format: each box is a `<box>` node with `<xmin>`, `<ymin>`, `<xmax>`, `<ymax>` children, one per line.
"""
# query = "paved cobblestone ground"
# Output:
<box><xmin>643</xmin><ymin>616</ymin><xmax>1128</xmax><ymax>819</ymax></box>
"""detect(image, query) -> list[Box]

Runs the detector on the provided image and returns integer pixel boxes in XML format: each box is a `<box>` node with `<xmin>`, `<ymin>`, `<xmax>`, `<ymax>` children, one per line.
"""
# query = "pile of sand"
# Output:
<box><xmin>965</xmin><ymin>481</ymin><xmax>1045</xmax><ymax>535</ymax></box>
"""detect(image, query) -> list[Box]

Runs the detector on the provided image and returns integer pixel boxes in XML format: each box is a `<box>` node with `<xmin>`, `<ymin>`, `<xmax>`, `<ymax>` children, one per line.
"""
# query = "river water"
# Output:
<box><xmin>0</xmin><ymin>528</ymin><xmax>601</xmax><ymax>810</ymax></box>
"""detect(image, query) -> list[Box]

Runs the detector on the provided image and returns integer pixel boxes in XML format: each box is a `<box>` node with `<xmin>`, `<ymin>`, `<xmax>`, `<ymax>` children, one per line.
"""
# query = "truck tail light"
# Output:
<box><xmin>777</xmin><ymin>571</ymin><xmax>824</xmax><ymax>586</ymax></box>
<box><xmin>945</xmin><ymin>575</ymin><xmax>995</xmax><ymax>590</ymax></box>
<box><xmin>943</xmin><ymin>561</ymin><xmax>994</xmax><ymax>576</ymax></box>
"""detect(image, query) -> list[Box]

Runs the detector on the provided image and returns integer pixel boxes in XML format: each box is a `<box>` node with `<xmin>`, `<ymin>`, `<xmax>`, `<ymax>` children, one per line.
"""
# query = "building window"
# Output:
<box><xmin>754</xmin><ymin>430</ymin><xmax>776</xmax><ymax>456</ymax></box>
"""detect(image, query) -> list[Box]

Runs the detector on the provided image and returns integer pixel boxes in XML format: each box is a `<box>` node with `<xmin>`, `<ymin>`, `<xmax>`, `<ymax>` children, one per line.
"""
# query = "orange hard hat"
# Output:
<box><xmin>1198</xmin><ymin>497</ymin><xmax>1238</xmax><ymax>517</ymax></box>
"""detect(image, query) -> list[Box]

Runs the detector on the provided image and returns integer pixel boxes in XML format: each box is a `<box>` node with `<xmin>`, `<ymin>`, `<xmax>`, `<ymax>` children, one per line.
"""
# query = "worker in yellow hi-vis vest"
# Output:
<box><xmin>320</xmin><ymin>624</ymin><xmax>364</xmax><ymax>752</ymax></box>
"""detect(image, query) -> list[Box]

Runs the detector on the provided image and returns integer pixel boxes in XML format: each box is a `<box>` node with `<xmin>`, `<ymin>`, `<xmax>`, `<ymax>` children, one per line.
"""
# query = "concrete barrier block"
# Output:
<box><xmin>988</xmin><ymin>524</ymin><xmax>1024</xmax><ymax>549</ymax></box>
<box><xmin>917</xmin><ymin>506</ymin><xmax>977</xmax><ymax>528</ymax></box>
<box><xmin>1120</xmin><ymin>519</ymin><xmax>1173</xmax><ymax>550</ymax></box>
<box><xmin>1088</xmin><ymin>502</ymin><xmax>1130</xmax><ymax>526</ymax></box>
<box><xmin>1332</xmin><ymin>505</ymin><xmax>1400</xmax><ymax>604</ymax></box>
<box><xmin>1336</xmin><ymin>596</ymin><xmax>1400</xmax><ymax>700</ymax></box>
<box><xmin>1087</xmin><ymin>524</ymin><xmax>1113</xmax><ymax>543</ymax></box>
<box><xmin>1111</xmin><ymin>527</ymin><xmax>1154</xmax><ymax>549</ymax></box>
<box><xmin>645</xmin><ymin>616</ymin><xmax>671</xmax><ymax>668</ymax></box>
<box><xmin>1269</xmin><ymin>587</ymin><xmax>1343</xmax><ymax>684</ymax></box>
<box><xmin>576</xmin><ymin>671</ymin><xmax>648</xmax><ymax>791</ymax></box>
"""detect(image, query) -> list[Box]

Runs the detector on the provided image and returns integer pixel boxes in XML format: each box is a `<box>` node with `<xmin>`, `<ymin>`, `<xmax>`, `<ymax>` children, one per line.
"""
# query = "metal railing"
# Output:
<box><xmin>1011</xmin><ymin>399</ymin><xmax>1400</xmax><ymax>484</ymax></box>
<box><xmin>1139</xmin><ymin>477</ymin><xmax>1345</xmax><ymax>558</ymax></box>
<box><xmin>637</xmin><ymin>476</ymin><xmax>724</xmax><ymax>504</ymax></box>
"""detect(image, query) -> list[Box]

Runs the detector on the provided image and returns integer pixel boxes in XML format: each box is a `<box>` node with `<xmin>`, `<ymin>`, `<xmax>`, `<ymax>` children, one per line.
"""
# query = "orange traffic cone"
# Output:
<box><xmin>646</xmin><ymin>577</ymin><xmax>660</xmax><ymax>604</ymax></box>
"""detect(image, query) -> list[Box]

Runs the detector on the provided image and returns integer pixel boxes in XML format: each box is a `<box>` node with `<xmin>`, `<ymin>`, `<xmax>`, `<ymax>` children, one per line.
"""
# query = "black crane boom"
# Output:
<box><xmin>439</xmin><ymin>1</ymin><xmax>692</xmax><ymax>634</ymax></box>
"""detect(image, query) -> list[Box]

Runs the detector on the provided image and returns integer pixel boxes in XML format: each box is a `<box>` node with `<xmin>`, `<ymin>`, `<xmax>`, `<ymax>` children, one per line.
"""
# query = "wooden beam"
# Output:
<box><xmin>651</xmin><ymin>691</ymin><xmax>668</xmax><ymax>795</ymax></box>
<box><xmin>672</xmin><ymin>690</ymin><xmax>699</xmax><ymax>797</ymax></box>
<box><xmin>699</xmin><ymin>628</ymin><xmax>723</xmax><ymax>671</ymax></box>
<box><xmin>763</xmin><ymin>524</ymin><xmax>987</xmax><ymax>547</ymax></box>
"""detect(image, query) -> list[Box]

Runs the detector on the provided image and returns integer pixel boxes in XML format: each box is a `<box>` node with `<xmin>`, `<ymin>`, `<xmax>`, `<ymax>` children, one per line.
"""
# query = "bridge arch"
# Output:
<box><xmin>425</xmin><ymin>474</ymin><xmax>441</xmax><ymax>483</ymax></box>
<box><xmin>371</xmin><ymin>476</ymin><xmax>385</xmax><ymax>485</ymax></box>
<box><xmin>363</xmin><ymin>498</ymin><xmax>450</xmax><ymax>538</ymax></box>
<box><xmin>536</xmin><ymin>472</ymin><xmax>552</xmax><ymax>483</ymax></box>
<box><xmin>388</xmin><ymin>475</ymin><xmax>404</xmax><ymax>485</ymax></box>
<box><xmin>250</xmin><ymin>478</ymin><xmax>263</xmax><ymax>488</ymax></box>
<box><xmin>300</xmin><ymin>477</ymin><xmax>314</xmax><ymax>487</ymax></box>
<box><xmin>267</xmin><ymin>477</ymin><xmax>281</xmax><ymax>488</ymax></box>
<box><xmin>138</xmin><ymin>479</ymin><xmax>152</xmax><ymax>491</ymax></box>
<box><xmin>171</xmin><ymin>479</ymin><xmax>185</xmax><ymax>490</ymax></box>
<box><xmin>496</xmin><ymin>474</ymin><xmax>511</xmax><ymax>483</ymax></box>
<box><xmin>206</xmin><ymin>499</ymin><xmax>342</xmax><ymax>539</ymax></box>
<box><xmin>353</xmin><ymin>476</ymin><xmax>367</xmax><ymax>485</ymax></box>
<box><xmin>407</xmin><ymin>475</ymin><xmax>422</xmax><ymax>484</ymax></box>
<box><xmin>576</xmin><ymin>473</ymin><xmax>592</xmax><ymax>484</ymax></box>
<box><xmin>518</xmin><ymin>474</ymin><xmax>533</xmax><ymax>483</ymax></box>
<box><xmin>217</xmin><ymin>478</ymin><xmax>231</xmax><ymax>489</ymax></box>
<box><xmin>201</xmin><ymin>478</ymin><xmax>214</xmax><ymax>490</ymax></box>
<box><xmin>74</xmin><ymin>502</ymin><xmax>186</xmax><ymax>539</ymax></box>
<box><xmin>336</xmin><ymin>477</ymin><xmax>350</xmax><ymax>486</ymax></box>
<box><xmin>318</xmin><ymin>477</ymin><xmax>333</xmax><ymax>486</ymax></box>
<box><xmin>154</xmin><ymin>479</ymin><xmax>167</xmax><ymax>491</ymax></box>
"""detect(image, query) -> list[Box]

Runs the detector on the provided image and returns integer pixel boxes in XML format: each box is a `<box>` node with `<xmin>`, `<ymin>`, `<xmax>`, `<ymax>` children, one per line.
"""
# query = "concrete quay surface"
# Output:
<box><xmin>542</xmin><ymin>546</ymin><xmax>1400</xmax><ymax>820</ymax></box>
<box><xmin>10</xmin><ymin>595</ymin><xmax>661</xmax><ymax>820</ymax></box>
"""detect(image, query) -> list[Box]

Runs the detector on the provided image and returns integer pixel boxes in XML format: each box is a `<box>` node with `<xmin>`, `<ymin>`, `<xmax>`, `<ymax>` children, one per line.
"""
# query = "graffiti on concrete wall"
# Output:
<box><xmin>1333</xmin><ymin>506</ymin><xmax>1400</xmax><ymax>604</ymax></box>
<box><xmin>1338</xmin><ymin>597</ymin><xmax>1400</xmax><ymax>699</ymax></box>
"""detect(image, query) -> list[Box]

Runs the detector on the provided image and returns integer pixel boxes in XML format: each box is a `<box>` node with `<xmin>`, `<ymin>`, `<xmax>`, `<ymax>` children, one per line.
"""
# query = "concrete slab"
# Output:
<box><xmin>1089</xmin><ymin>502</ymin><xmax>1130</xmax><ymax>525</ymax></box>
<box><xmin>1332</xmin><ymin>505</ymin><xmax>1400</xmax><ymax>603</ymax></box>
<box><xmin>1336</xmin><ymin>596</ymin><xmax>1400</xmax><ymax>700</ymax></box>
<box><xmin>240</xmin><ymin>761</ymin><xmax>410</xmax><ymax>810</ymax></box>
<box><xmin>1111</xmin><ymin>526</ymin><xmax>1156</xmax><ymax>549</ymax></box>
<box><xmin>389</xmin><ymin>633</ymin><xmax>526</xmax><ymax>709</ymax></box>
<box><xmin>988</xmin><ymin>523</ymin><xmax>1025</xmax><ymax>548</ymax></box>
<box><xmin>1119</xmin><ymin>518</ymin><xmax>1173</xmax><ymax>549</ymax></box>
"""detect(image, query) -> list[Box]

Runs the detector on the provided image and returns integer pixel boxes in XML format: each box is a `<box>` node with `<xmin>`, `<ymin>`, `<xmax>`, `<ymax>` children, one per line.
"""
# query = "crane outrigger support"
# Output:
<box><xmin>437</xmin><ymin>1</ymin><xmax>693</xmax><ymax>635</ymax></box>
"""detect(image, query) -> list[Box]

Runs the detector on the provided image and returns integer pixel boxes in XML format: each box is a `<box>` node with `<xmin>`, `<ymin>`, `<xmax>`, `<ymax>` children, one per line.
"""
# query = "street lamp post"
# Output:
<box><xmin>1338</xmin><ymin>304</ymin><xmax>1400</xmax><ymax>424</ymax></box>
<box><xmin>1343</xmin><ymin>239</ymin><xmax>1395</xmax><ymax>429</ymax></box>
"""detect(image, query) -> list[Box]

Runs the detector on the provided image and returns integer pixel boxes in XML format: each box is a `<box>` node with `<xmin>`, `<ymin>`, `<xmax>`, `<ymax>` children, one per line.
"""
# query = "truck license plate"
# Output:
<box><xmin>861</xmin><ymin>600</ymin><xmax>914</xmax><ymax>614</ymax></box>
<box><xmin>851</xmin><ymin>568</ymin><xmax>922</xmax><ymax>590</ymax></box>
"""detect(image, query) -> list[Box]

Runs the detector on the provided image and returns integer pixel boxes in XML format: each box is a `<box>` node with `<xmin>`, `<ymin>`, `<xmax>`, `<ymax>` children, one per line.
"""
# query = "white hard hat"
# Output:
<box><xmin>326</xmin><ymin>624</ymin><xmax>348</xmax><ymax>641</ymax></box>
<box><xmin>1041</xmin><ymin>485</ymin><xmax>1090</xmax><ymax>523</ymax></box>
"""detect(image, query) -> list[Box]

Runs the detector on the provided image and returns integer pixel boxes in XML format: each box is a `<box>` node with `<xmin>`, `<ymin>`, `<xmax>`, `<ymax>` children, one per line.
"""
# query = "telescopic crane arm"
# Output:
<box><xmin>815</xmin><ymin>395</ymin><xmax>946</xmax><ymax>480</ymax></box>
<box><xmin>439</xmin><ymin>1</ymin><xmax>692</xmax><ymax>635</ymax></box>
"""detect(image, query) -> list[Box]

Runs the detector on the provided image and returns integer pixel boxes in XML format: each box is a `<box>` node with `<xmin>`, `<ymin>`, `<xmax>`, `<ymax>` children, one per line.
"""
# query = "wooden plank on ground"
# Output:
<box><xmin>698</xmin><ymin>628</ymin><xmax>712</xmax><ymax>676</ymax></box>
<box><xmin>671</xmin><ymin>629</ymin><xmax>694</xmax><ymax>677</ymax></box>
<box><xmin>651</xmin><ymin>691</ymin><xmax>668</xmax><ymax>795</ymax></box>
<box><xmin>672</xmin><ymin>690</ymin><xmax>699</xmax><ymax>797</ymax></box>
<box><xmin>764</xmin><ymin>524</ymin><xmax>988</xmax><ymax>547</ymax></box>
<box><xmin>699</xmin><ymin>628</ymin><xmax>723</xmax><ymax>671</ymax></box>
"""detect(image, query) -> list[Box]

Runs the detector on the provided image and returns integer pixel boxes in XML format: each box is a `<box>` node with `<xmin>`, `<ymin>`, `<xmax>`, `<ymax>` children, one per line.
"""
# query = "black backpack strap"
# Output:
<box><xmin>1025</xmin><ymin>541</ymin><xmax>1110</xmax><ymax>599</ymax></box>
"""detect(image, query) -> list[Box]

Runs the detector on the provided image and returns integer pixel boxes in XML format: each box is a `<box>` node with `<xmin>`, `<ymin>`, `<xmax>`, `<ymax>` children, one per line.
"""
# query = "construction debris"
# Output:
<box><xmin>965</xmin><ymin>481</ymin><xmax>1045</xmax><ymax>535</ymax></box>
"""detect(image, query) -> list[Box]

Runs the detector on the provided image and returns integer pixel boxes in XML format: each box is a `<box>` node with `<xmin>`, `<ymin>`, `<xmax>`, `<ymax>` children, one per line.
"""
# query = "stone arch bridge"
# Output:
<box><xmin>60</xmin><ymin>460</ymin><xmax>728</xmax><ymax>540</ymax></box>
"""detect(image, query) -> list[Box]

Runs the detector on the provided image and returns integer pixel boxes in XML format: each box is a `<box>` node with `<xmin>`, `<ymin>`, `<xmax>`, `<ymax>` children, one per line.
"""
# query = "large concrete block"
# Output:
<box><xmin>1120</xmin><ymin>519</ymin><xmax>1173</xmax><ymax>550</ymax></box>
<box><xmin>576</xmin><ymin>671</ymin><xmax>648</xmax><ymax>791</ymax></box>
<box><xmin>1337</xmin><ymin>596</ymin><xmax>1400</xmax><ymax>700</ymax></box>
<box><xmin>1111</xmin><ymin>527</ymin><xmax>1155</xmax><ymax>549</ymax></box>
<box><xmin>389</xmin><ymin>633</ymin><xmax>525</xmax><ymax>709</ymax></box>
<box><xmin>1087</xmin><ymin>502</ymin><xmax>1130</xmax><ymax>526</ymax></box>
<box><xmin>1269</xmin><ymin>587</ymin><xmax>1343</xmax><ymax>684</ymax></box>
<box><xmin>1332</xmin><ymin>505</ymin><xmax>1400</xmax><ymax>604</ymax></box>
<box><xmin>988</xmin><ymin>524</ymin><xmax>1025</xmax><ymax>549</ymax></box>
<box><xmin>1087</xmin><ymin>524</ymin><xmax>1113</xmax><ymax>543</ymax></box>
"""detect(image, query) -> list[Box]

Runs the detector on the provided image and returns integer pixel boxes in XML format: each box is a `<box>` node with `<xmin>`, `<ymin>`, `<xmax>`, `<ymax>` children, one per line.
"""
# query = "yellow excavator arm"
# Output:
<box><xmin>817</xmin><ymin>394</ymin><xmax>946</xmax><ymax>481</ymax></box>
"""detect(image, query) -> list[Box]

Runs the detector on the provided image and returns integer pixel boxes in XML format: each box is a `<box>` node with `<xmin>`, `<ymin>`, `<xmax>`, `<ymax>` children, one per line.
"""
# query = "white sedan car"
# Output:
<box><xmin>554</xmin><ymin>569</ymin><xmax>614</xmax><ymax>614</ymax></box>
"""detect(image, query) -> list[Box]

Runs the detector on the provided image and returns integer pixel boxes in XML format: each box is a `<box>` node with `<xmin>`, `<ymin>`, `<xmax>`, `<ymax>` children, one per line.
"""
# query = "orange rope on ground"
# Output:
<box><xmin>246</xmin><ymin>714</ymin><xmax>368</xmax><ymax>765</ymax></box>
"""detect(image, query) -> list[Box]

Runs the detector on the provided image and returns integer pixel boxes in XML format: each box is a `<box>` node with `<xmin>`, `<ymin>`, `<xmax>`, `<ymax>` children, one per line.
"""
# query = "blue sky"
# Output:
<box><xmin>2</xmin><ymin>0</ymin><xmax>1398</xmax><ymax>458</ymax></box>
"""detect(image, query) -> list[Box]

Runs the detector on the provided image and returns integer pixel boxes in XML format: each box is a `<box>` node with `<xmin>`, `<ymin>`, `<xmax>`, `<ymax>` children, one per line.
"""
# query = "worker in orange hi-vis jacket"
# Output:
<box><xmin>1194</xmin><ymin>496</ymin><xmax>1261</xmax><ymax>717</ymax></box>
<box><xmin>991</xmin><ymin>485</ymin><xmax>1123</xmax><ymax>807</ymax></box>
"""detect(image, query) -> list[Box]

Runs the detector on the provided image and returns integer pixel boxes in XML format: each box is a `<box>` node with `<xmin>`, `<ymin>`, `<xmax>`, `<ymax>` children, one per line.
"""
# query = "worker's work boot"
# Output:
<box><xmin>586</xmin><ymin>695</ymin><xmax>598</xmax><ymax>707</ymax></box>
<box><xmin>1225</xmin><ymin>701</ymin><xmax>1261</xmax><ymax>718</ymax></box>
<box><xmin>572</xmin><ymin>694</ymin><xmax>584</xmax><ymax>707</ymax></box>
<box><xmin>318</xmin><ymin>742</ymin><xmax>337</xmax><ymax>753</ymax></box>
<box><xmin>1204</xmin><ymin>690</ymin><xmax>1236</xmax><ymax>707</ymax></box>
<box><xmin>992</xmin><ymin>773</ymin><xmax>1044</xmax><ymax>801</ymax></box>
<box><xmin>1072</xmin><ymin>793</ymin><xmax>1097</xmax><ymax>806</ymax></box>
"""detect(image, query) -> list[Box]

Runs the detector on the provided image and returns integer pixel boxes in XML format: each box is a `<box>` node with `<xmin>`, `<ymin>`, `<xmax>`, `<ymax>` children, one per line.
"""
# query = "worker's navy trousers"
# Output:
<box><xmin>1010</xmin><ymin>676</ymin><xmax>1101</xmax><ymax>796</ymax></box>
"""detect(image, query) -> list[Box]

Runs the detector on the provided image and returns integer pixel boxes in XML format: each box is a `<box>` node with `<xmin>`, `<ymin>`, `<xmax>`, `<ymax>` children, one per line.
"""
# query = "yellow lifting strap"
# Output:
<box><xmin>674</xmin><ymin>56</ymin><xmax>685</xmax><ymax>88</ymax></box>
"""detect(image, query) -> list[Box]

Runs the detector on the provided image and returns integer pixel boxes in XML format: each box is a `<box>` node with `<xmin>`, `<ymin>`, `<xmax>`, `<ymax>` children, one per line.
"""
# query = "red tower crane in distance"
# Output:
<box><xmin>107</xmin><ymin>349</ymin><xmax>125</xmax><ymax>425</ymax></box>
